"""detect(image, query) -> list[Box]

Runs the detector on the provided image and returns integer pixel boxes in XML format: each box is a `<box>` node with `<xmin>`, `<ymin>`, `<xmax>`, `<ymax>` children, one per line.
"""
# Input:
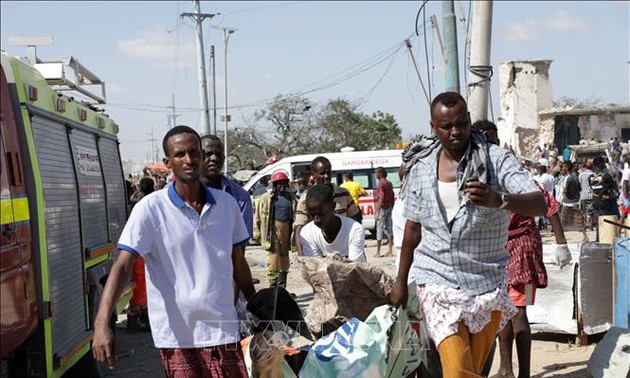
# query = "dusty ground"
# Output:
<box><xmin>104</xmin><ymin>229</ymin><xmax>599</xmax><ymax>378</ymax></box>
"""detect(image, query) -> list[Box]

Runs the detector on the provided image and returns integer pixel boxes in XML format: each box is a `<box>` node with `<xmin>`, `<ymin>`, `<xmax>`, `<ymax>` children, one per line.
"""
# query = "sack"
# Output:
<box><xmin>296</xmin><ymin>254</ymin><xmax>394</xmax><ymax>337</ymax></box>
<box><xmin>298</xmin><ymin>305</ymin><xmax>420</xmax><ymax>378</ymax></box>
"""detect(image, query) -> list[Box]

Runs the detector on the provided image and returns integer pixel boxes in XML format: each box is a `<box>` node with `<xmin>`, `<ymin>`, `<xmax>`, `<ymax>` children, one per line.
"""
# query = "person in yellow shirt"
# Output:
<box><xmin>340</xmin><ymin>172</ymin><xmax>367</xmax><ymax>224</ymax></box>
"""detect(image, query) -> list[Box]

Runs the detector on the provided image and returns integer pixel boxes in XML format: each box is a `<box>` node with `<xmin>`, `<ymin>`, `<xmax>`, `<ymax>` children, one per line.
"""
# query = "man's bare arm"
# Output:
<box><xmin>232</xmin><ymin>246</ymin><xmax>255</xmax><ymax>300</ymax></box>
<box><xmin>466</xmin><ymin>181</ymin><xmax>547</xmax><ymax>217</ymax></box>
<box><xmin>295</xmin><ymin>225</ymin><xmax>305</xmax><ymax>256</ymax></box>
<box><xmin>390</xmin><ymin>220</ymin><xmax>422</xmax><ymax>307</ymax></box>
<box><xmin>92</xmin><ymin>251</ymin><xmax>136</xmax><ymax>369</ymax></box>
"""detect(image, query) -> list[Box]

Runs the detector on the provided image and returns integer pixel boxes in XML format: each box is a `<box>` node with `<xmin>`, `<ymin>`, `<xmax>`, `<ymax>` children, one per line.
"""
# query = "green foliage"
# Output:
<box><xmin>228</xmin><ymin>95</ymin><xmax>402</xmax><ymax>171</ymax></box>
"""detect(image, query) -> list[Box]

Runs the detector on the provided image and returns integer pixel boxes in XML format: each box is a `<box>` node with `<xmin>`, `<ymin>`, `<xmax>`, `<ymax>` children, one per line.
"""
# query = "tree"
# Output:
<box><xmin>553</xmin><ymin>96</ymin><xmax>603</xmax><ymax>109</ymax></box>
<box><xmin>315</xmin><ymin>99</ymin><xmax>402</xmax><ymax>152</ymax></box>
<box><xmin>227</xmin><ymin>95</ymin><xmax>402</xmax><ymax>171</ymax></box>
<box><xmin>253</xmin><ymin>95</ymin><xmax>316</xmax><ymax>156</ymax></box>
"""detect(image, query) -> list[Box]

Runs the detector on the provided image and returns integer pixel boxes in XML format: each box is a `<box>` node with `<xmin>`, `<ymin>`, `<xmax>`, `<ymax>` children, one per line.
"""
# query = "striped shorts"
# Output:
<box><xmin>159</xmin><ymin>343</ymin><xmax>247</xmax><ymax>378</ymax></box>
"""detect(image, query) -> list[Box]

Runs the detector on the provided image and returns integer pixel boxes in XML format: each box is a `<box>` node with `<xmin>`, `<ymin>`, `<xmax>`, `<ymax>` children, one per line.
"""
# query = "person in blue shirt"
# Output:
<box><xmin>201</xmin><ymin>134</ymin><xmax>253</xmax><ymax>251</ymax></box>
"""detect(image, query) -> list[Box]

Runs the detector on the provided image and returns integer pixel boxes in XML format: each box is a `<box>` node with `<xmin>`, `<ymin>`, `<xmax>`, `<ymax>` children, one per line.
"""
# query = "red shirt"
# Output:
<box><xmin>376</xmin><ymin>178</ymin><xmax>395</xmax><ymax>210</ymax></box>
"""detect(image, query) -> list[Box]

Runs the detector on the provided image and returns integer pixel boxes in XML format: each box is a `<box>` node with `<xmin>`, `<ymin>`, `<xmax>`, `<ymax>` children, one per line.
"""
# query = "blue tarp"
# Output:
<box><xmin>614</xmin><ymin>237</ymin><xmax>630</xmax><ymax>329</ymax></box>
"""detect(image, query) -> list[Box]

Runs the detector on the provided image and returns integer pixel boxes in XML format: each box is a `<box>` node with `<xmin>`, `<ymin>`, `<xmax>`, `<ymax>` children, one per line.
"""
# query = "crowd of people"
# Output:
<box><xmin>525</xmin><ymin>136</ymin><xmax>629</xmax><ymax>243</ymax></box>
<box><xmin>91</xmin><ymin>92</ymin><xmax>626</xmax><ymax>378</ymax></box>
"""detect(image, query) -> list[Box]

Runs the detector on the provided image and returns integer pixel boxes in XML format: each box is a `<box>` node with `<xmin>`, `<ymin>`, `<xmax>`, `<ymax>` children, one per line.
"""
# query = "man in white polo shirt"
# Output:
<box><xmin>92</xmin><ymin>125</ymin><xmax>255</xmax><ymax>377</ymax></box>
<box><xmin>300</xmin><ymin>184</ymin><xmax>367</xmax><ymax>262</ymax></box>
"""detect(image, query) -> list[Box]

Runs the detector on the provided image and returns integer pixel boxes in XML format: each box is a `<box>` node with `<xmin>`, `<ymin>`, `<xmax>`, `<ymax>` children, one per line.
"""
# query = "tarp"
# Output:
<box><xmin>295</xmin><ymin>254</ymin><xmax>394</xmax><ymax>337</ymax></box>
<box><xmin>528</xmin><ymin>243</ymin><xmax>581</xmax><ymax>334</ymax></box>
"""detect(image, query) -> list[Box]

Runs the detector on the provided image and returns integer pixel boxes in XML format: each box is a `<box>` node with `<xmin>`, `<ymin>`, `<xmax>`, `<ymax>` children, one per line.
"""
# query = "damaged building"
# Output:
<box><xmin>496</xmin><ymin>60</ymin><xmax>629</xmax><ymax>159</ymax></box>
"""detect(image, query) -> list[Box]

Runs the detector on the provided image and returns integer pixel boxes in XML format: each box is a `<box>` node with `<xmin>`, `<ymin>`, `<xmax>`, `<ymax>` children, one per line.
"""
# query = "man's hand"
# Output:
<box><xmin>389</xmin><ymin>279</ymin><xmax>408</xmax><ymax>308</ymax></box>
<box><xmin>92</xmin><ymin>320</ymin><xmax>116</xmax><ymax>369</ymax></box>
<box><xmin>465</xmin><ymin>180</ymin><xmax>501</xmax><ymax>208</ymax></box>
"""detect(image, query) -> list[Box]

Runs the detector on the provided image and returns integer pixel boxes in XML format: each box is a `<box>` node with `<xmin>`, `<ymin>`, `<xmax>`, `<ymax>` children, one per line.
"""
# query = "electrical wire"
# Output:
<box><xmin>422</xmin><ymin>2</ymin><xmax>431</xmax><ymax>100</ymax></box>
<box><xmin>463</xmin><ymin>0</ymin><xmax>472</xmax><ymax>89</ymax></box>
<box><xmin>415</xmin><ymin>0</ymin><xmax>430</xmax><ymax>37</ymax></box>
<box><xmin>358</xmin><ymin>43</ymin><xmax>403</xmax><ymax>109</ymax></box>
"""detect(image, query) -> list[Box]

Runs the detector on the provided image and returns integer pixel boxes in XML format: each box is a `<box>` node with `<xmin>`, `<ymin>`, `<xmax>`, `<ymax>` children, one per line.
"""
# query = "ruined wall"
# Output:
<box><xmin>538</xmin><ymin>115</ymin><xmax>556</xmax><ymax>152</ymax></box>
<box><xmin>498</xmin><ymin>60</ymin><xmax>553</xmax><ymax>157</ymax></box>
<box><xmin>576</xmin><ymin>112</ymin><xmax>630</xmax><ymax>142</ymax></box>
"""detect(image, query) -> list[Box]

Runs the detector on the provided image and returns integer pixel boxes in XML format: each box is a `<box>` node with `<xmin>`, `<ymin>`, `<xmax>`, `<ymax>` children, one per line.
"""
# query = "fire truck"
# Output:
<box><xmin>1</xmin><ymin>46</ymin><xmax>132</xmax><ymax>377</ymax></box>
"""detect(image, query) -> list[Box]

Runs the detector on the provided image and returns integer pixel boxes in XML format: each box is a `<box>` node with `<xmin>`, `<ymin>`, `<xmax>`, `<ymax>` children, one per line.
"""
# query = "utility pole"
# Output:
<box><xmin>404</xmin><ymin>39</ymin><xmax>431</xmax><ymax>106</ymax></box>
<box><xmin>442</xmin><ymin>0</ymin><xmax>460</xmax><ymax>93</ymax></box>
<box><xmin>180</xmin><ymin>1</ymin><xmax>219</xmax><ymax>136</ymax></box>
<box><xmin>148</xmin><ymin>125</ymin><xmax>159</xmax><ymax>163</ymax></box>
<box><xmin>168</xmin><ymin>93</ymin><xmax>180</xmax><ymax>129</ymax></box>
<box><xmin>467</xmin><ymin>1</ymin><xmax>493</xmax><ymax>122</ymax></box>
<box><xmin>430</xmin><ymin>15</ymin><xmax>445</xmax><ymax>63</ymax></box>
<box><xmin>211</xmin><ymin>45</ymin><xmax>217</xmax><ymax>135</ymax></box>
<box><xmin>214</xmin><ymin>26</ymin><xmax>237</xmax><ymax>175</ymax></box>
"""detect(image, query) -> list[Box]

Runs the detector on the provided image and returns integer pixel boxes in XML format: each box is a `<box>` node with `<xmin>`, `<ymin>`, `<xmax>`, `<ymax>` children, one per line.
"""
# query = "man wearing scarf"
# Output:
<box><xmin>391</xmin><ymin>92</ymin><xmax>547</xmax><ymax>378</ymax></box>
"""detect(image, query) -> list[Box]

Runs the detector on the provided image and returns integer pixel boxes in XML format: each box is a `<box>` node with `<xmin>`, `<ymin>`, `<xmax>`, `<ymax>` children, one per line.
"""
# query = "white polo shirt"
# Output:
<box><xmin>117</xmin><ymin>183</ymin><xmax>249</xmax><ymax>348</ymax></box>
<box><xmin>299</xmin><ymin>216</ymin><xmax>366</xmax><ymax>262</ymax></box>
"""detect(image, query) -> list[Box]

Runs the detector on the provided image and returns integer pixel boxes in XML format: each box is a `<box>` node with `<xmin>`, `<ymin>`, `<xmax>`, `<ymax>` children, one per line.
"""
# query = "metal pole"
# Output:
<box><xmin>192</xmin><ymin>0</ymin><xmax>210</xmax><ymax>135</ymax></box>
<box><xmin>467</xmin><ymin>0</ymin><xmax>493</xmax><ymax>122</ymax></box>
<box><xmin>442</xmin><ymin>0</ymin><xmax>460</xmax><ymax>94</ymax></box>
<box><xmin>223</xmin><ymin>31</ymin><xmax>229</xmax><ymax>174</ymax></box>
<box><xmin>221</xmin><ymin>28</ymin><xmax>236</xmax><ymax>175</ymax></box>
<box><xmin>404</xmin><ymin>39</ymin><xmax>431</xmax><ymax>106</ymax></box>
<box><xmin>211</xmin><ymin>45</ymin><xmax>217</xmax><ymax>135</ymax></box>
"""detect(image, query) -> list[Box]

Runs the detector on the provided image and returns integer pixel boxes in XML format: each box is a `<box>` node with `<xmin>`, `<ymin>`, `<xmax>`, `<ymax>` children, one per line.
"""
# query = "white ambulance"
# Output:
<box><xmin>243</xmin><ymin>149</ymin><xmax>404</xmax><ymax>233</ymax></box>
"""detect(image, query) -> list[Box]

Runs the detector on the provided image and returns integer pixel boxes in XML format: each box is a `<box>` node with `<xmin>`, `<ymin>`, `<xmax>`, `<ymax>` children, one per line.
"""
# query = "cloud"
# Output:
<box><xmin>544</xmin><ymin>10</ymin><xmax>590</xmax><ymax>32</ymax></box>
<box><xmin>503</xmin><ymin>10</ymin><xmax>591</xmax><ymax>42</ymax></box>
<box><xmin>504</xmin><ymin>19</ymin><xmax>539</xmax><ymax>42</ymax></box>
<box><xmin>117</xmin><ymin>26</ymin><xmax>196</xmax><ymax>69</ymax></box>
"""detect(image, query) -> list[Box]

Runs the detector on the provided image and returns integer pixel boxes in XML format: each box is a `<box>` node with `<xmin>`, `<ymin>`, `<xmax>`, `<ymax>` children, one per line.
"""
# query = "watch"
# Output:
<box><xmin>499</xmin><ymin>193</ymin><xmax>511</xmax><ymax>209</ymax></box>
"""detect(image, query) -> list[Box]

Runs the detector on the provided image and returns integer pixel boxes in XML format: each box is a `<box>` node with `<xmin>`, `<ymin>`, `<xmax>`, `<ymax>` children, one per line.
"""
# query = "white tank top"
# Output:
<box><xmin>437</xmin><ymin>180</ymin><xmax>459</xmax><ymax>223</ymax></box>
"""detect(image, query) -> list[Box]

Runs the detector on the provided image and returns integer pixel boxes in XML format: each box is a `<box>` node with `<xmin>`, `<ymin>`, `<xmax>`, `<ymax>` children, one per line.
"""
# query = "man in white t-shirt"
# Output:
<box><xmin>534</xmin><ymin>160</ymin><xmax>555</xmax><ymax>230</ymax></box>
<box><xmin>534</xmin><ymin>160</ymin><xmax>555</xmax><ymax>194</ymax></box>
<box><xmin>92</xmin><ymin>126</ymin><xmax>254</xmax><ymax>377</ymax></box>
<box><xmin>299</xmin><ymin>184</ymin><xmax>367</xmax><ymax>262</ymax></box>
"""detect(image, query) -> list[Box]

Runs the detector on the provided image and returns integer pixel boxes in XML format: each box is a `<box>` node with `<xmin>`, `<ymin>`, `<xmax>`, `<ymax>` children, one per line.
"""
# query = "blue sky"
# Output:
<box><xmin>2</xmin><ymin>1</ymin><xmax>628</xmax><ymax>162</ymax></box>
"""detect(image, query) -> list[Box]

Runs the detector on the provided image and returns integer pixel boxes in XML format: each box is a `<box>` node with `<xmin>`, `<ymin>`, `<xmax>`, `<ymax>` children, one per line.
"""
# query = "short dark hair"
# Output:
<box><xmin>200</xmin><ymin>134</ymin><xmax>222</xmax><ymax>145</ymax></box>
<box><xmin>430</xmin><ymin>92</ymin><xmax>467</xmax><ymax>118</ymax></box>
<box><xmin>162</xmin><ymin>125</ymin><xmax>201</xmax><ymax>156</ymax></box>
<box><xmin>375</xmin><ymin>166</ymin><xmax>387</xmax><ymax>177</ymax></box>
<box><xmin>305</xmin><ymin>184</ymin><xmax>334</xmax><ymax>206</ymax></box>
<box><xmin>342</xmin><ymin>172</ymin><xmax>353</xmax><ymax>180</ymax></box>
<box><xmin>472</xmin><ymin>119</ymin><xmax>497</xmax><ymax>132</ymax></box>
<box><xmin>311</xmin><ymin>156</ymin><xmax>331</xmax><ymax>170</ymax></box>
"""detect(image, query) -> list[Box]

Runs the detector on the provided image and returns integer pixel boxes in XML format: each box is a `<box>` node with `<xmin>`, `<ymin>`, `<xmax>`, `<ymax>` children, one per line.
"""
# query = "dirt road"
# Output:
<box><xmin>104</xmin><ymin>230</ymin><xmax>598</xmax><ymax>377</ymax></box>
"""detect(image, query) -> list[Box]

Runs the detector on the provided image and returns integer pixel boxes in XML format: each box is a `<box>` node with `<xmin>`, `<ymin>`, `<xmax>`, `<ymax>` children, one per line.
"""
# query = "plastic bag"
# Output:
<box><xmin>298</xmin><ymin>305</ymin><xmax>420</xmax><ymax>377</ymax></box>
